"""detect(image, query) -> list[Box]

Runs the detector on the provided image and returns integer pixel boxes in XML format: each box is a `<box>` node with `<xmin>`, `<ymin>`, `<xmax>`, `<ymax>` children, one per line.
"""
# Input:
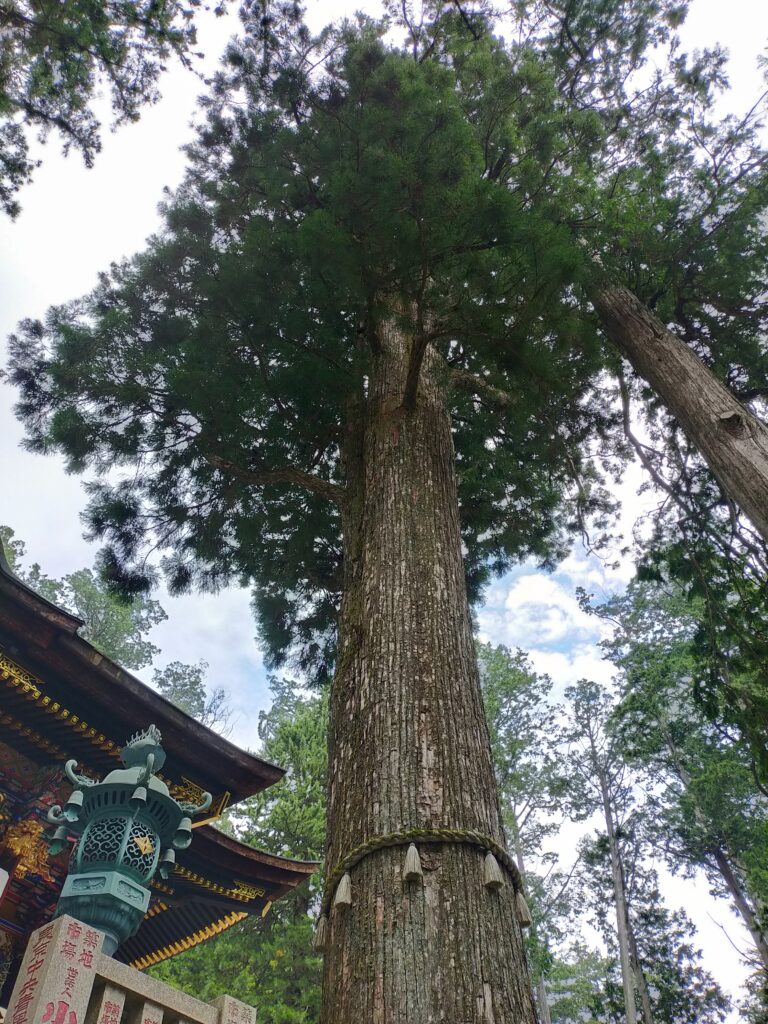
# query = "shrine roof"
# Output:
<box><xmin>0</xmin><ymin>541</ymin><xmax>318</xmax><ymax>981</ymax></box>
<box><xmin>119</xmin><ymin>828</ymin><xmax>316</xmax><ymax>969</ymax></box>
<box><xmin>0</xmin><ymin>543</ymin><xmax>283</xmax><ymax>805</ymax></box>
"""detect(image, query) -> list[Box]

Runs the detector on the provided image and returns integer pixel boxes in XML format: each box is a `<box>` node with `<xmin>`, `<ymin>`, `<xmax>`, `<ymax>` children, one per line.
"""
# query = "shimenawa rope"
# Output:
<box><xmin>320</xmin><ymin>825</ymin><xmax>523</xmax><ymax>917</ymax></box>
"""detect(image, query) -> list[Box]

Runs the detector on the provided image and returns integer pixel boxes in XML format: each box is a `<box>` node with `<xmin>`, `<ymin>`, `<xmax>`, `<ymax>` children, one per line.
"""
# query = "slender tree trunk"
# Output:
<box><xmin>510</xmin><ymin>819</ymin><xmax>552</xmax><ymax>1024</ymax></box>
<box><xmin>321</xmin><ymin>313</ymin><xmax>537</xmax><ymax>1023</ymax></box>
<box><xmin>512</xmin><ymin>823</ymin><xmax>552</xmax><ymax>1024</ymax></box>
<box><xmin>596</xmin><ymin>770</ymin><xmax>639</xmax><ymax>1024</ymax></box>
<box><xmin>627</xmin><ymin>926</ymin><xmax>654</xmax><ymax>1024</ymax></box>
<box><xmin>666</xmin><ymin>738</ymin><xmax>768</xmax><ymax>970</ymax></box>
<box><xmin>536</xmin><ymin>976</ymin><xmax>552</xmax><ymax>1024</ymax></box>
<box><xmin>592</xmin><ymin>282</ymin><xmax>768</xmax><ymax>544</ymax></box>
<box><xmin>712</xmin><ymin>847</ymin><xmax>768</xmax><ymax>970</ymax></box>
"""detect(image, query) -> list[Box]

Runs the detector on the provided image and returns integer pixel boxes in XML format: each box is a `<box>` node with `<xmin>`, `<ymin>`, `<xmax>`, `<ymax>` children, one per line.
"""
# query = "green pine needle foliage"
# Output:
<box><xmin>0</xmin><ymin>0</ymin><xmax>207</xmax><ymax>217</ymax></box>
<box><xmin>150</xmin><ymin>681</ymin><xmax>326</xmax><ymax>1022</ymax></box>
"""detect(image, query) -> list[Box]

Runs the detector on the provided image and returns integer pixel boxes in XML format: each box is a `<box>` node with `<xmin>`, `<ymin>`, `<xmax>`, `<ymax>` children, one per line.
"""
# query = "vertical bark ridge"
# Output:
<box><xmin>323</xmin><ymin>312</ymin><xmax>536</xmax><ymax>1023</ymax></box>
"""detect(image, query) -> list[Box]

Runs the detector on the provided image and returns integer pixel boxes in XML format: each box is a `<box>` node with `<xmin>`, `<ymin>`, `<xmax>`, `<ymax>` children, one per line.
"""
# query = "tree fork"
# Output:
<box><xmin>592</xmin><ymin>283</ymin><xmax>768</xmax><ymax>544</ymax></box>
<box><xmin>323</xmin><ymin>313</ymin><xmax>537</xmax><ymax>1023</ymax></box>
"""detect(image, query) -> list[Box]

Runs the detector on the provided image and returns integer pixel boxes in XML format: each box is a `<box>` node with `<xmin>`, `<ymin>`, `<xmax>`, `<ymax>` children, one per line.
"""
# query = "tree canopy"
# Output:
<box><xmin>5</xmin><ymin>4</ymin><xmax>608</xmax><ymax>682</ymax></box>
<box><xmin>9</xmin><ymin>1</ymin><xmax>768</xmax><ymax>684</ymax></box>
<box><xmin>153</xmin><ymin>658</ymin><xmax>232</xmax><ymax>733</ymax></box>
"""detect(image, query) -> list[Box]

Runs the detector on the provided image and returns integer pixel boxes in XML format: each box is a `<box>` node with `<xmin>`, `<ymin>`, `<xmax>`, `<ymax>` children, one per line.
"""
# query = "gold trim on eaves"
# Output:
<box><xmin>130</xmin><ymin>911</ymin><xmax>249</xmax><ymax>970</ymax></box>
<box><xmin>0</xmin><ymin>651</ymin><xmax>116</xmax><ymax>756</ymax></box>
<box><xmin>171</xmin><ymin>864</ymin><xmax>265</xmax><ymax>902</ymax></box>
<box><xmin>0</xmin><ymin>650</ymin><xmax>228</xmax><ymax>817</ymax></box>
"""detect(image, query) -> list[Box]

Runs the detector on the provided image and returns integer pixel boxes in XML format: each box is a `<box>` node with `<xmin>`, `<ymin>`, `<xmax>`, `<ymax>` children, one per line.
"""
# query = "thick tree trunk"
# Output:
<box><xmin>593</xmin><ymin>283</ymin><xmax>768</xmax><ymax>544</ymax></box>
<box><xmin>322</xmin><ymin>315</ymin><xmax>537</xmax><ymax>1023</ymax></box>
<box><xmin>597</xmin><ymin>769</ymin><xmax>639</xmax><ymax>1024</ymax></box>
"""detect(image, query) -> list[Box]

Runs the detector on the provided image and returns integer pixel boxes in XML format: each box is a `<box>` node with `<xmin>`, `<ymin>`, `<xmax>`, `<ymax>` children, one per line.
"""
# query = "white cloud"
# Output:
<box><xmin>145</xmin><ymin>586</ymin><xmax>270</xmax><ymax>752</ymax></box>
<box><xmin>506</xmin><ymin>574</ymin><xmax>600</xmax><ymax>643</ymax></box>
<box><xmin>525</xmin><ymin>645</ymin><xmax>615</xmax><ymax>693</ymax></box>
<box><xmin>478</xmin><ymin>570</ymin><xmax>610</xmax><ymax>649</ymax></box>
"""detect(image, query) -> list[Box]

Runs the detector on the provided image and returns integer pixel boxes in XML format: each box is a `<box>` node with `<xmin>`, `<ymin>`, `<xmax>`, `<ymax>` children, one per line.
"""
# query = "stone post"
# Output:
<box><xmin>126</xmin><ymin>1000</ymin><xmax>163</xmax><ymax>1024</ymax></box>
<box><xmin>84</xmin><ymin>985</ymin><xmax>126</xmax><ymax>1024</ymax></box>
<box><xmin>6</xmin><ymin>918</ymin><xmax>257</xmax><ymax>1024</ymax></box>
<box><xmin>211</xmin><ymin>995</ymin><xmax>256</xmax><ymax>1024</ymax></box>
<box><xmin>6</xmin><ymin>916</ymin><xmax>101</xmax><ymax>1024</ymax></box>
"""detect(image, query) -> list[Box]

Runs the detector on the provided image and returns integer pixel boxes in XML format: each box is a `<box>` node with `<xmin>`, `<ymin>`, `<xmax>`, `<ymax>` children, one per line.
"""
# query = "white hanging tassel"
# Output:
<box><xmin>483</xmin><ymin>851</ymin><xmax>505</xmax><ymax>891</ymax></box>
<box><xmin>516</xmin><ymin>890</ymin><xmax>532</xmax><ymax>928</ymax></box>
<box><xmin>403</xmin><ymin>843</ymin><xmax>423</xmax><ymax>883</ymax></box>
<box><xmin>333</xmin><ymin>872</ymin><xmax>352</xmax><ymax>910</ymax></box>
<box><xmin>313</xmin><ymin>914</ymin><xmax>329</xmax><ymax>952</ymax></box>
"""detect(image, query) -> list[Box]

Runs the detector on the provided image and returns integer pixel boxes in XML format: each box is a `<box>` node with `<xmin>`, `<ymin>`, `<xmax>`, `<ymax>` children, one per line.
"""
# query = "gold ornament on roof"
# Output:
<box><xmin>174</xmin><ymin>778</ymin><xmax>229</xmax><ymax>823</ymax></box>
<box><xmin>174</xmin><ymin>777</ymin><xmax>208</xmax><ymax>806</ymax></box>
<box><xmin>232</xmin><ymin>880</ymin><xmax>266</xmax><ymax>901</ymax></box>
<box><xmin>3</xmin><ymin>818</ymin><xmax>54</xmax><ymax>882</ymax></box>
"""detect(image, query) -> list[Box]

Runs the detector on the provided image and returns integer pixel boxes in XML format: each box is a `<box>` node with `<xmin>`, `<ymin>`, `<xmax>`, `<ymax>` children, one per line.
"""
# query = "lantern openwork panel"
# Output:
<box><xmin>46</xmin><ymin>726</ymin><xmax>211</xmax><ymax>955</ymax></box>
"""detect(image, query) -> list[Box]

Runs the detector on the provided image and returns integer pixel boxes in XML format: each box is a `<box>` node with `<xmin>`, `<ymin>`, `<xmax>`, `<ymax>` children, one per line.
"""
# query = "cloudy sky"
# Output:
<box><xmin>1</xmin><ymin>0</ymin><xmax>766</xmax><ymax>1012</ymax></box>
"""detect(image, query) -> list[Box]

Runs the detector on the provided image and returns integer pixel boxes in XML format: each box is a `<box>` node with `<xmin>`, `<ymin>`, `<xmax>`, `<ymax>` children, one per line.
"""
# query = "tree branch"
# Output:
<box><xmin>452</xmin><ymin>0</ymin><xmax>483</xmax><ymax>41</ymax></box>
<box><xmin>204</xmin><ymin>453</ymin><xmax>345</xmax><ymax>506</ymax></box>
<box><xmin>449</xmin><ymin>368</ymin><xmax>515</xmax><ymax>411</ymax></box>
<box><xmin>401</xmin><ymin>331</ymin><xmax>431</xmax><ymax>413</ymax></box>
<box><xmin>616</xmin><ymin>366</ymin><xmax>677</xmax><ymax>501</ymax></box>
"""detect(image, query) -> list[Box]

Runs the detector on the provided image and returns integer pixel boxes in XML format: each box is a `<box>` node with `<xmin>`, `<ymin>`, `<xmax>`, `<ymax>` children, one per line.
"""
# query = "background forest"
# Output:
<box><xmin>2</xmin><ymin>0</ymin><xmax>768</xmax><ymax>1020</ymax></box>
<box><xmin>3</xmin><ymin>525</ymin><xmax>766</xmax><ymax>1022</ymax></box>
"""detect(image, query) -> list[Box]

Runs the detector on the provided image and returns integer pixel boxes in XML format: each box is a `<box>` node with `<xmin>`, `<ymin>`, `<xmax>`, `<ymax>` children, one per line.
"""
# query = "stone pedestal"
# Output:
<box><xmin>5</xmin><ymin>918</ymin><xmax>256</xmax><ymax>1024</ymax></box>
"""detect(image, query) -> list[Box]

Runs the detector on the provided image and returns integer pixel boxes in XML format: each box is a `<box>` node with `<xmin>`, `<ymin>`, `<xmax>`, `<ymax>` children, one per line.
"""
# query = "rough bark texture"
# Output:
<box><xmin>594</xmin><ymin>283</ymin><xmax>768</xmax><ymax>544</ymax></box>
<box><xmin>321</xmin><ymin>315</ymin><xmax>537</xmax><ymax>1023</ymax></box>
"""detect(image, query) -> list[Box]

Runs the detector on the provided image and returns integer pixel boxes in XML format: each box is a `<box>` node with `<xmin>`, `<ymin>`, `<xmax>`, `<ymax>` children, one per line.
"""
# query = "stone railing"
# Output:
<box><xmin>5</xmin><ymin>917</ymin><xmax>256</xmax><ymax>1024</ymax></box>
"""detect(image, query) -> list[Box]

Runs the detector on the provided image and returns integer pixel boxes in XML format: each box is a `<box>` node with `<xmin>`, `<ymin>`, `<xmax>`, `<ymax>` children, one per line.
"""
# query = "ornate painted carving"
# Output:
<box><xmin>3</xmin><ymin>819</ymin><xmax>54</xmax><ymax>882</ymax></box>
